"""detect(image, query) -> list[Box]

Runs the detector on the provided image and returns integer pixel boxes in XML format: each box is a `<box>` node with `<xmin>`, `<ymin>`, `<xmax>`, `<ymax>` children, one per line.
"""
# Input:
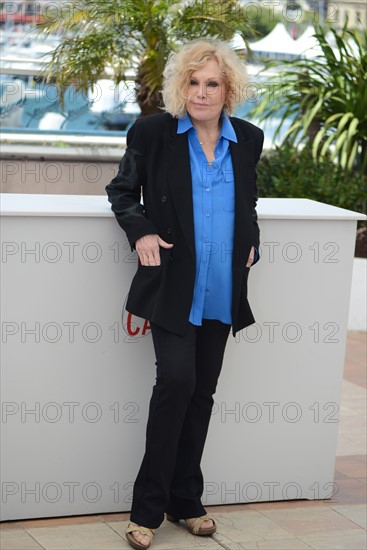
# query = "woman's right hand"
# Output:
<box><xmin>135</xmin><ymin>234</ymin><xmax>173</xmax><ymax>266</ymax></box>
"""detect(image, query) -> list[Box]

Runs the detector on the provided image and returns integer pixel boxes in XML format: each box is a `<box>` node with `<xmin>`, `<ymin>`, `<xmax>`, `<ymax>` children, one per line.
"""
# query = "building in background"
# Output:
<box><xmin>306</xmin><ymin>0</ymin><xmax>366</xmax><ymax>28</ymax></box>
<box><xmin>333</xmin><ymin>0</ymin><xmax>367</xmax><ymax>28</ymax></box>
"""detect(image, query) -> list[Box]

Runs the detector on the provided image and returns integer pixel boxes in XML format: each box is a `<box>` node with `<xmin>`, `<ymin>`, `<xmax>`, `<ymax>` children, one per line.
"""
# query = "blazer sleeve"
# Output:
<box><xmin>251</xmin><ymin>127</ymin><xmax>264</xmax><ymax>265</ymax></box>
<box><xmin>105</xmin><ymin>118</ymin><xmax>158</xmax><ymax>250</ymax></box>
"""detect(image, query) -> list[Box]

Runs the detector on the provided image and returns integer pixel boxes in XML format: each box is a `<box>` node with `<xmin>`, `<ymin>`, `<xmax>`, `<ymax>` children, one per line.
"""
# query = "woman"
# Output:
<box><xmin>105</xmin><ymin>39</ymin><xmax>264</xmax><ymax>550</ymax></box>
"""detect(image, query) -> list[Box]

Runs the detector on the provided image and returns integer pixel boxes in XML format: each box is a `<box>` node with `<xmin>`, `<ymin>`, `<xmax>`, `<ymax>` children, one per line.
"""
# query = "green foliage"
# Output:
<box><xmin>36</xmin><ymin>0</ymin><xmax>255</xmax><ymax>115</ymax></box>
<box><xmin>253</xmin><ymin>23</ymin><xmax>367</xmax><ymax>174</ymax></box>
<box><xmin>241</xmin><ymin>7</ymin><xmax>281</xmax><ymax>39</ymax></box>
<box><xmin>257</xmin><ymin>145</ymin><xmax>367</xmax><ymax>215</ymax></box>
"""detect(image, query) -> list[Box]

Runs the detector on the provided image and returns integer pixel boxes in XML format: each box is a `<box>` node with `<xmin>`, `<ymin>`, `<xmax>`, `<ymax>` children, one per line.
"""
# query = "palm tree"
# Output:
<box><xmin>253</xmin><ymin>24</ymin><xmax>367</xmax><ymax>175</ymax></box>
<box><xmin>36</xmin><ymin>0</ymin><xmax>254</xmax><ymax>116</ymax></box>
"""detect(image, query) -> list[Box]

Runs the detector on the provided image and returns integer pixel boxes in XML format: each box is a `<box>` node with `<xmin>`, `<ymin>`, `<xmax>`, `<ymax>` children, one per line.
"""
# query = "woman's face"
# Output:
<box><xmin>185</xmin><ymin>58</ymin><xmax>226</xmax><ymax>124</ymax></box>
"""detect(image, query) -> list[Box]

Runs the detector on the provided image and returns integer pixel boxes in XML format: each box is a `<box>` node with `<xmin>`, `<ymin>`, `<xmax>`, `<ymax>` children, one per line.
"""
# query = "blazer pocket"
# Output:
<box><xmin>137</xmin><ymin>247</ymin><xmax>171</xmax><ymax>271</ymax></box>
<box><xmin>126</xmin><ymin>249</ymin><xmax>171</xmax><ymax>318</ymax></box>
<box><xmin>139</xmin><ymin>264</ymin><xmax>164</xmax><ymax>271</ymax></box>
<box><xmin>130</xmin><ymin>247</ymin><xmax>170</xmax><ymax>303</ymax></box>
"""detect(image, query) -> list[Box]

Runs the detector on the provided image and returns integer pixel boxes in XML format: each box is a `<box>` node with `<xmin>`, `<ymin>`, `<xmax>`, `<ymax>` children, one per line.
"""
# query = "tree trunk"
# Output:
<box><xmin>361</xmin><ymin>139</ymin><xmax>367</xmax><ymax>176</ymax></box>
<box><xmin>135</xmin><ymin>64</ymin><xmax>163</xmax><ymax>116</ymax></box>
<box><xmin>306</xmin><ymin>117</ymin><xmax>321</xmax><ymax>144</ymax></box>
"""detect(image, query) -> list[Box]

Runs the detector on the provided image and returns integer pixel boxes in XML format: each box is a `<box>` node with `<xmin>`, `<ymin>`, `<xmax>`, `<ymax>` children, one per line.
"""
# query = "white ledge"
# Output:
<box><xmin>0</xmin><ymin>144</ymin><xmax>124</xmax><ymax>162</ymax></box>
<box><xmin>0</xmin><ymin>194</ymin><xmax>366</xmax><ymax>221</ymax></box>
<box><xmin>258</xmin><ymin>198</ymin><xmax>366</xmax><ymax>221</ymax></box>
<box><xmin>0</xmin><ymin>132</ymin><xmax>126</xmax><ymax>146</ymax></box>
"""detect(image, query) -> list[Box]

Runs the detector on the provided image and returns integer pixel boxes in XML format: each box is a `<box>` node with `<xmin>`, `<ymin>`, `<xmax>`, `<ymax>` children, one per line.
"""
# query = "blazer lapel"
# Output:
<box><xmin>229</xmin><ymin>119</ymin><xmax>255</xmax><ymax>266</ymax></box>
<box><xmin>167</xmin><ymin>122</ymin><xmax>196</xmax><ymax>264</ymax></box>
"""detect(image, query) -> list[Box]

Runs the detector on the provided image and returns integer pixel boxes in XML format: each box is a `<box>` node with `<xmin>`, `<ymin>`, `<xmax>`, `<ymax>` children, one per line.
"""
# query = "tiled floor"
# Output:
<box><xmin>1</xmin><ymin>332</ymin><xmax>366</xmax><ymax>550</ymax></box>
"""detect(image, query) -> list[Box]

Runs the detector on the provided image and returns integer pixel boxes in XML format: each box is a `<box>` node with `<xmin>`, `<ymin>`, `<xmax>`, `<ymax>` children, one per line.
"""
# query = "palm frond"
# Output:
<box><xmin>253</xmin><ymin>23</ymin><xmax>367</xmax><ymax>174</ymax></box>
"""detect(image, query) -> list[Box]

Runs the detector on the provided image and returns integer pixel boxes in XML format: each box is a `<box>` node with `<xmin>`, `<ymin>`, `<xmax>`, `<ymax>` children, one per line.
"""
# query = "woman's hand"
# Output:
<box><xmin>135</xmin><ymin>234</ymin><xmax>173</xmax><ymax>266</ymax></box>
<box><xmin>246</xmin><ymin>246</ymin><xmax>255</xmax><ymax>268</ymax></box>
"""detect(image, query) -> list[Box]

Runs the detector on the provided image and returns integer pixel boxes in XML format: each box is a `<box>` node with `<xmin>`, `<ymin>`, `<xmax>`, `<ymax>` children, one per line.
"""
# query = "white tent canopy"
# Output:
<box><xmin>295</xmin><ymin>26</ymin><xmax>319</xmax><ymax>52</ymax></box>
<box><xmin>230</xmin><ymin>33</ymin><xmax>246</xmax><ymax>51</ymax></box>
<box><xmin>295</xmin><ymin>25</ymin><xmax>341</xmax><ymax>59</ymax></box>
<box><xmin>247</xmin><ymin>23</ymin><xmax>340</xmax><ymax>60</ymax></box>
<box><xmin>294</xmin><ymin>25</ymin><xmax>323</xmax><ymax>58</ymax></box>
<box><xmin>248</xmin><ymin>23</ymin><xmax>299</xmax><ymax>57</ymax></box>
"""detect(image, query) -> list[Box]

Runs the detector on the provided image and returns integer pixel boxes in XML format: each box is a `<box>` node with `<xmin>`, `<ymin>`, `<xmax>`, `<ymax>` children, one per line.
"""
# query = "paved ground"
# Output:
<box><xmin>1</xmin><ymin>332</ymin><xmax>366</xmax><ymax>550</ymax></box>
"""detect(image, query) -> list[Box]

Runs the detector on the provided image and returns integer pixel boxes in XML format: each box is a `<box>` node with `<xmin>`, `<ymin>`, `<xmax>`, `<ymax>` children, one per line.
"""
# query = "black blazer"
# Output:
<box><xmin>105</xmin><ymin>112</ymin><xmax>264</xmax><ymax>336</ymax></box>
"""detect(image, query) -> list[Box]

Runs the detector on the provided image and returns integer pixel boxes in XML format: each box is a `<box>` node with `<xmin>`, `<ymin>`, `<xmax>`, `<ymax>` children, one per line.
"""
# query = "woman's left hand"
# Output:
<box><xmin>246</xmin><ymin>246</ymin><xmax>255</xmax><ymax>267</ymax></box>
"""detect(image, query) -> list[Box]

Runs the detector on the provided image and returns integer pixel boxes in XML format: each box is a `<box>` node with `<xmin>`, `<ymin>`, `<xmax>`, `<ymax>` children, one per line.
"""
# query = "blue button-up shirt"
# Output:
<box><xmin>177</xmin><ymin>112</ymin><xmax>237</xmax><ymax>326</ymax></box>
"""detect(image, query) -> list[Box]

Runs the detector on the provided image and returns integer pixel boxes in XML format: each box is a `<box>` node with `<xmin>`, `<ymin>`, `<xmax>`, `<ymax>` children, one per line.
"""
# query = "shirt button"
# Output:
<box><xmin>205</xmin><ymin>187</ymin><xmax>210</xmax><ymax>192</ymax></box>
<box><xmin>205</xmin><ymin>213</ymin><xmax>210</xmax><ymax>217</ymax></box>
<box><xmin>161</xmin><ymin>195</ymin><xmax>167</xmax><ymax>203</ymax></box>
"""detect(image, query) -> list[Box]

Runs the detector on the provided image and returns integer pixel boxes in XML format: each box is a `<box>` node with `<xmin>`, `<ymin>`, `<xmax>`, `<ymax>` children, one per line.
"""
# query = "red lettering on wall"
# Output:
<box><xmin>126</xmin><ymin>312</ymin><xmax>139</xmax><ymax>336</ymax></box>
<box><xmin>141</xmin><ymin>319</ymin><xmax>151</xmax><ymax>335</ymax></box>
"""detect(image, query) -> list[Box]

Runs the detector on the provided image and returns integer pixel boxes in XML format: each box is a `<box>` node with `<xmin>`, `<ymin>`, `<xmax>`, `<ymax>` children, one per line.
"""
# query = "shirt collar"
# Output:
<box><xmin>177</xmin><ymin>112</ymin><xmax>237</xmax><ymax>143</ymax></box>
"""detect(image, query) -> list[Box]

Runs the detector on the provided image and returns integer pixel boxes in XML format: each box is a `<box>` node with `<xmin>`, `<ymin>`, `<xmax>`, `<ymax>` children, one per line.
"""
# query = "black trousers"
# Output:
<box><xmin>129</xmin><ymin>319</ymin><xmax>231</xmax><ymax>529</ymax></box>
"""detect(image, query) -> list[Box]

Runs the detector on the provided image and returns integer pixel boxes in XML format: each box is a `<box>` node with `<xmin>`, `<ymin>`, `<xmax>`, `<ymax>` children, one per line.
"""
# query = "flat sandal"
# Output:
<box><xmin>166</xmin><ymin>513</ymin><xmax>217</xmax><ymax>536</ymax></box>
<box><xmin>126</xmin><ymin>522</ymin><xmax>155</xmax><ymax>550</ymax></box>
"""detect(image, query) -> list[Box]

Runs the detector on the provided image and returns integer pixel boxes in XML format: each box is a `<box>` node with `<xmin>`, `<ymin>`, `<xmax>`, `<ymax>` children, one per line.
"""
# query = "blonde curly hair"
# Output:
<box><xmin>161</xmin><ymin>38</ymin><xmax>248</xmax><ymax>118</ymax></box>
